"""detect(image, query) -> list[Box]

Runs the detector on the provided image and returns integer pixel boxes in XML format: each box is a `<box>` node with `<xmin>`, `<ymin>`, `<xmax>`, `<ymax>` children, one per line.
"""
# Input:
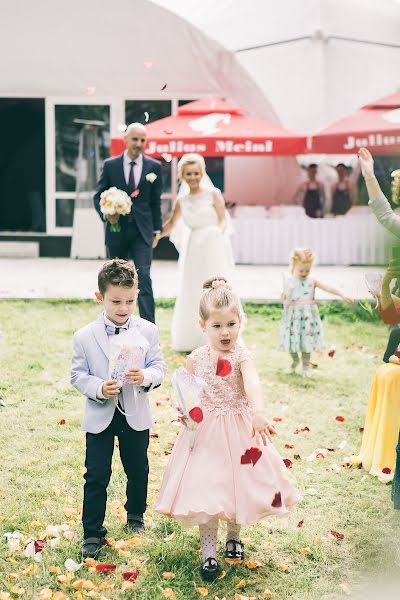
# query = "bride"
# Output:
<box><xmin>154</xmin><ymin>153</ymin><xmax>236</xmax><ymax>352</ymax></box>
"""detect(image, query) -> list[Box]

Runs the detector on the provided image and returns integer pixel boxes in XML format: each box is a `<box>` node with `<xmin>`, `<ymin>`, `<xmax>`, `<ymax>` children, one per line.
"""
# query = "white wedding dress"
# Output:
<box><xmin>171</xmin><ymin>188</ymin><xmax>236</xmax><ymax>352</ymax></box>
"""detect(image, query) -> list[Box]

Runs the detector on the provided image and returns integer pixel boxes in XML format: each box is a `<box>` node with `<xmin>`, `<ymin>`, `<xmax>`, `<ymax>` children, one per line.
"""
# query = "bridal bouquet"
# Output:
<box><xmin>171</xmin><ymin>367</ymin><xmax>207</xmax><ymax>449</ymax></box>
<box><xmin>99</xmin><ymin>187</ymin><xmax>132</xmax><ymax>232</ymax></box>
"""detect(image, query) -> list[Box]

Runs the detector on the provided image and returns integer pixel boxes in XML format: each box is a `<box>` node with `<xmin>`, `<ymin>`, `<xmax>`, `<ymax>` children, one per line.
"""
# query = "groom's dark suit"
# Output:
<box><xmin>94</xmin><ymin>153</ymin><xmax>162</xmax><ymax>323</ymax></box>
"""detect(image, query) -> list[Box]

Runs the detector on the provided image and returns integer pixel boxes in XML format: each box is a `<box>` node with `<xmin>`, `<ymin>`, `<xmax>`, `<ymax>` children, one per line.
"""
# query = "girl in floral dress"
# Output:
<box><xmin>155</xmin><ymin>277</ymin><xmax>300</xmax><ymax>581</ymax></box>
<box><xmin>279</xmin><ymin>247</ymin><xmax>353</xmax><ymax>377</ymax></box>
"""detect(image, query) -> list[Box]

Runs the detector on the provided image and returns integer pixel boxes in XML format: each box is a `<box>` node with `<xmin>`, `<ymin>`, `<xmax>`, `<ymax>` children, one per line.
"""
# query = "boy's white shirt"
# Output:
<box><xmin>71</xmin><ymin>312</ymin><xmax>167</xmax><ymax>433</ymax></box>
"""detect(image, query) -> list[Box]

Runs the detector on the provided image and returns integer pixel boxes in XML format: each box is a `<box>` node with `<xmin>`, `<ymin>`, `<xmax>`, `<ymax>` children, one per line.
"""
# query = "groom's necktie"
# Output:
<box><xmin>128</xmin><ymin>160</ymin><xmax>136</xmax><ymax>193</ymax></box>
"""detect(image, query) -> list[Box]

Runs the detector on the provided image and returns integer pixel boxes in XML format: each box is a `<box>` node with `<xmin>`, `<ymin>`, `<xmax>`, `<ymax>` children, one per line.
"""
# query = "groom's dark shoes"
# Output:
<box><xmin>82</xmin><ymin>537</ymin><xmax>103</xmax><ymax>558</ymax></box>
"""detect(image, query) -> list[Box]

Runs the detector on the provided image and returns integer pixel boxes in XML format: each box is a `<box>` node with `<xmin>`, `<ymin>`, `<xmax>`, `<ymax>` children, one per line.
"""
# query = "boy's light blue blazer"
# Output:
<box><xmin>71</xmin><ymin>313</ymin><xmax>167</xmax><ymax>434</ymax></box>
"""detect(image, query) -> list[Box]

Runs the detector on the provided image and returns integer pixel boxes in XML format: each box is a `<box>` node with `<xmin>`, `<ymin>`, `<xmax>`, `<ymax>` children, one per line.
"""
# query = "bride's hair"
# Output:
<box><xmin>199</xmin><ymin>276</ymin><xmax>241</xmax><ymax>320</ymax></box>
<box><xmin>290</xmin><ymin>247</ymin><xmax>316</xmax><ymax>273</ymax></box>
<box><xmin>177</xmin><ymin>153</ymin><xmax>206</xmax><ymax>181</ymax></box>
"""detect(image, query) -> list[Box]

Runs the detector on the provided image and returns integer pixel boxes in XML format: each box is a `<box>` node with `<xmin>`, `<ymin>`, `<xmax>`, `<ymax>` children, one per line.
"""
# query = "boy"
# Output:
<box><xmin>71</xmin><ymin>259</ymin><xmax>167</xmax><ymax>558</ymax></box>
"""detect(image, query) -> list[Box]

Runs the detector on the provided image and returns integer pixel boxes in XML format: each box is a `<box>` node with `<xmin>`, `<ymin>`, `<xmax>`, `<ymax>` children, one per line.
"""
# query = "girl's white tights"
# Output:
<box><xmin>199</xmin><ymin>519</ymin><xmax>241</xmax><ymax>561</ymax></box>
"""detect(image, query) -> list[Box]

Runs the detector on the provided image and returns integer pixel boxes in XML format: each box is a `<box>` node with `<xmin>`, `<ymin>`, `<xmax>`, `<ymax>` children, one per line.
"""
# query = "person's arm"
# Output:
<box><xmin>149</xmin><ymin>161</ymin><xmax>163</xmax><ymax>233</ymax></box>
<box><xmin>158</xmin><ymin>199</ymin><xmax>182</xmax><ymax>238</ymax></box>
<box><xmin>240</xmin><ymin>358</ymin><xmax>276</xmax><ymax>446</ymax></box>
<box><xmin>93</xmin><ymin>161</ymin><xmax>110</xmax><ymax>221</ymax></box>
<box><xmin>314</xmin><ymin>280</ymin><xmax>354</xmax><ymax>303</ymax></box>
<box><xmin>359</xmin><ymin>147</ymin><xmax>400</xmax><ymax>238</ymax></box>
<box><xmin>212</xmin><ymin>189</ymin><xmax>226</xmax><ymax>231</ymax></box>
<box><xmin>70</xmin><ymin>334</ymin><xmax>114</xmax><ymax>402</ymax></box>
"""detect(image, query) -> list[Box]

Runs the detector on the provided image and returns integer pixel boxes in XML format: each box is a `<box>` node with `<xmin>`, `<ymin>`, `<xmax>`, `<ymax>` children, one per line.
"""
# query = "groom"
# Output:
<box><xmin>94</xmin><ymin>123</ymin><xmax>162</xmax><ymax>324</ymax></box>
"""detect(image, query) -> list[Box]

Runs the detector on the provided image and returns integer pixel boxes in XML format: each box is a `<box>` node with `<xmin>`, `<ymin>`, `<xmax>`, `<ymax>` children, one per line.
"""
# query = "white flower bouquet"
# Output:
<box><xmin>99</xmin><ymin>187</ymin><xmax>132</xmax><ymax>232</ymax></box>
<box><xmin>171</xmin><ymin>367</ymin><xmax>207</xmax><ymax>449</ymax></box>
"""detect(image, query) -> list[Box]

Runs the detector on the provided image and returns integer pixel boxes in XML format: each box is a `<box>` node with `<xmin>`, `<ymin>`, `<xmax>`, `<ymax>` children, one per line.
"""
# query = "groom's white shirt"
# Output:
<box><xmin>71</xmin><ymin>312</ymin><xmax>167</xmax><ymax>434</ymax></box>
<box><xmin>123</xmin><ymin>151</ymin><xmax>143</xmax><ymax>187</ymax></box>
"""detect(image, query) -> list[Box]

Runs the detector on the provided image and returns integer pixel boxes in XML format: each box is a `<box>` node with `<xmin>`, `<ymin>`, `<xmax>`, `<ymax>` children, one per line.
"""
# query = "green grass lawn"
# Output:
<box><xmin>0</xmin><ymin>300</ymin><xmax>399</xmax><ymax>600</ymax></box>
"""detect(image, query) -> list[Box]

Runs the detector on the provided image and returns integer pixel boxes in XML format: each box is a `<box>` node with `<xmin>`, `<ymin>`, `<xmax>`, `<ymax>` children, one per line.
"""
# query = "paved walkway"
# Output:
<box><xmin>0</xmin><ymin>258</ymin><xmax>382</xmax><ymax>301</ymax></box>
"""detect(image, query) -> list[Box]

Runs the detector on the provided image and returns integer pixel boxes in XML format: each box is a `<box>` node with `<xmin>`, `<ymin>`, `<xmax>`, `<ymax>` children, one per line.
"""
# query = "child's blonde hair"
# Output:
<box><xmin>177</xmin><ymin>153</ymin><xmax>206</xmax><ymax>181</ymax></box>
<box><xmin>289</xmin><ymin>247</ymin><xmax>316</xmax><ymax>273</ymax></box>
<box><xmin>199</xmin><ymin>276</ymin><xmax>241</xmax><ymax>321</ymax></box>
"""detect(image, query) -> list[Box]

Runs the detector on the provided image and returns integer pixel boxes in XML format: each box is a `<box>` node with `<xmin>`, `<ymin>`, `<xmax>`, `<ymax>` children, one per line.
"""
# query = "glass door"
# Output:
<box><xmin>46</xmin><ymin>98</ymin><xmax>113</xmax><ymax>234</ymax></box>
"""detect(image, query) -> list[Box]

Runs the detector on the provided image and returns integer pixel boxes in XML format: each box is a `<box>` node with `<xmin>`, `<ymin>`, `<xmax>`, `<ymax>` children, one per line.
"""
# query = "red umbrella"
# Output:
<box><xmin>311</xmin><ymin>93</ymin><xmax>400</xmax><ymax>154</ymax></box>
<box><xmin>111</xmin><ymin>98</ymin><xmax>307</xmax><ymax>157</ymax></box>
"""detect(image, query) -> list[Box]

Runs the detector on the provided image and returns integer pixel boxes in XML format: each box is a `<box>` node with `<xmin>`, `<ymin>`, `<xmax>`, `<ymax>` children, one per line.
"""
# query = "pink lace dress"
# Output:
<box><xmin>155</xmin><ymin>344</ymin><xmax>300</xmax><ymax>526</ymax></box>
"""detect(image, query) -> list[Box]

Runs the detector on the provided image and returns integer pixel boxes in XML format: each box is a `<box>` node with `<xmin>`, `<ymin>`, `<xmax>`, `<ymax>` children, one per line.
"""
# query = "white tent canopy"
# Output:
<box><xmin>154</xmin><ymin>0</ymin><xmax>400</xmax><ymax>133</ymax></box>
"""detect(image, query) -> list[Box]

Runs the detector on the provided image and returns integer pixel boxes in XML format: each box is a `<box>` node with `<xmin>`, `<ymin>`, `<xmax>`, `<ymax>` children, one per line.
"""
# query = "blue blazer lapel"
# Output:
<box><xmin>138</xmin><ymin>156</ymin><xmax>152</xmax><ymax>188</ymax></box>
<box><xmin>114</xmin><ymin>154</ymin><xmax>128</xmax><ymax>193</ymax></box>
<box><xmin>92</xmin><ymin>316</ymin><xmax>109</xmax><ymax>359</ymax></box>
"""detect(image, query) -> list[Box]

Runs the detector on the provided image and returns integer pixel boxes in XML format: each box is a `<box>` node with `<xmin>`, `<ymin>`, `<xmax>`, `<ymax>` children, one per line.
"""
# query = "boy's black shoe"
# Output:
<box><xmin>82</xmin><ymin>537</ymin><xmax>103</xmax><ymax>559</ymax></box>
<box><xmin>200</xmin><ymin>557</ymin><xmax>220</xmax><ymax>581</ymax></box>
<box><xmin>127</xmin><ymin>518</ymin><xmax>145</xmax><ymax>534</ymax></box>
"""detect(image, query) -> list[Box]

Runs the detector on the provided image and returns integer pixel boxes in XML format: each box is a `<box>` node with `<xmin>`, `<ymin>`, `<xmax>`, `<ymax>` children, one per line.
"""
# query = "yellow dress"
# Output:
<box><xmin>357</xmin><ymin>363</ymin><xmax>400</xmax><ymax>481</ymax></box>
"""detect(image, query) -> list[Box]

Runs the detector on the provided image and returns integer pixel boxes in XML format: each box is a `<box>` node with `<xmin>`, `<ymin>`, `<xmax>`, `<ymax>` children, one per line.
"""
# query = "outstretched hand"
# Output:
<box><xmin>252</xmin><ymin>413</ymin><xmax>276</xmax><ymax>446</ymax></box>
<box><xmin>358</xmin><ymin>147</ymin><xmax>375</xmax><ymax>179</ymax></box>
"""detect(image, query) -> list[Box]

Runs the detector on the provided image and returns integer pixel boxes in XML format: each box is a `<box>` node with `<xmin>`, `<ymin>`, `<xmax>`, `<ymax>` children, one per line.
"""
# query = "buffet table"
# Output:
<box><xmin>231</xmin><ymin>206</ymin><xmax>395</xmax><ymax>265</ymax></box>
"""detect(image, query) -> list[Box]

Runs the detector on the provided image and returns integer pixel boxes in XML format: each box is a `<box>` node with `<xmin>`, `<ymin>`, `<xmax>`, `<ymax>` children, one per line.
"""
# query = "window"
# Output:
<box><xmin>55</xmin><ymin>105</ymin><xmax>110</xmax><ymax>193</ymax></box>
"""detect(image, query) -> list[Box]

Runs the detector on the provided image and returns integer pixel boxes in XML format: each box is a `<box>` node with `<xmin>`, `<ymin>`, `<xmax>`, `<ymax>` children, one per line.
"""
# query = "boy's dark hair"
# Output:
<box><xmin>98</xmin><ymin>259</ymin><xmax>138</xmax><ymax>295</ymax></box>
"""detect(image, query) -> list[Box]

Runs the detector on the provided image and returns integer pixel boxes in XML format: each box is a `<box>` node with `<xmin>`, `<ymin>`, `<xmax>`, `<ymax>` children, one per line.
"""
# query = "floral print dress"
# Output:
<box><xmin>279</xmin><ymin>276</ymin><xmax>324</xmax><ymax>353</ymax></box>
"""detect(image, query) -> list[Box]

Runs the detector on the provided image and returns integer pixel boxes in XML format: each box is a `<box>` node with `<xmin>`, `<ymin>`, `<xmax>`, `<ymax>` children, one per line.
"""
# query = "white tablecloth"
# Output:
<box><xmin>231</xmin><ymin>214</ymin><xmax>395</xmax><ymax>265</ymax></box>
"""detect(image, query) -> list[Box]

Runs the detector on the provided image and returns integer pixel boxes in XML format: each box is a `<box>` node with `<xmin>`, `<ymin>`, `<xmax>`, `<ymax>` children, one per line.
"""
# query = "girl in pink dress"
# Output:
<box><xmin>155</xmin><ymin>277</ymin><xmax>301</xmax><ymax>581</ymax></box>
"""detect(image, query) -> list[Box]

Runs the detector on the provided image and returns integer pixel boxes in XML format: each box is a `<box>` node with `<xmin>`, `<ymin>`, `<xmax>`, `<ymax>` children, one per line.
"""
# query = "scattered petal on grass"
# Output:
<box><xmin>294</xmin><ymin>427</ymin><xmax>310</xmax><ymax>434</ymax></box>
<box><xmin>263</xmin><ymin>590</ymin><xmax>273</xmax><ymax>598</ymax></box>
<box><xmin>58</xmin><ymin>418</ymin><xmax>66</xmax><ymax>425</ymax></box>
<box><xmin>53</xmin><ymin>594</ymin><xmax>67</xmax><ymax>600</ymax></box>
<box><xmin>21</xmin><ymin>564</ymin><xmax>38</xmax><ymax>575</ymax></box>
<box><xmin>245</xmin><ymin>560</ymin><xmax>262</xmax><ymax>569</ymax></box>
<box><xmin>162</xmin><ymin>589</ymin><xmax>177</xmax><ymax>599</ymax></box>
<box><xmin>49</xmin><ymin>566</ymin><xmax>62</xmax><ymax>574</ymax></box>
<box><xmin>299</xmin><ymin>546</ymin><xmax>312</xmax><ymax>555</ymax></box>
<box><xmin>283</xmin><ymin>458</ymin><xmax>292</xmax><ymax>469</ymax></box>
<box><xmin>335</xmin><ymin>416</ymin><xmax>345</xmax><ymax>422</ymax></box>
<box><xmin>277</xmin><ymin>563</ymin><xmax>289</xmax><ymax>571</ymax></box>
<box><xmin>64</xmin><ymin>559</ymin><xmax>83</xmax><ymax>572</ymax></box>
<box><xmin>235</xmin><ymin>579</ymin><xmax>247</xmax><ymax>589</ymax></box>
<box><xmin>0</xmin><ymin>593</ymin><xmax>11</xmax><ymax>599</ymax></box>
<box><xmin>122</xmin><ymin>581</ymin><xmax>135</xmax><ymax>592</ymax></box>
<box><xmin>297</xmin><ymin>520</ymin><xmax>304</xmax><ymax>528</ymax></box>
<box><xmin>284</xmin><ymin>444</ymin><xmax>294</xmax><ymax>449</ymax></box>
<box><xmin>217</xmin><ymin>570</ymin><xmax>226</xmax><ymax>580</ymax></box>
<box><xmin>96</xmin><ymin>563</ymin><xmax>116</xmax><ymax>572</ymax></box>
<box><xmin>306</xmin><ymin>488</ymin><xmax>318</xmax><ymax>495</ymax></box>
<box><xmin>122</xmin><ymin>571</ymin><xmax>139</xmax><ymax>582</ymax></box>
<box><xmin>235</xmin><ymin>595</ymin><xmax>256</xmax><ymax>600</ymax></box>
<box><xmin>162</xmin><ymin>572</ymin><xmax>175</xmax><ymax>579</ymax></box>
<box><xmin>339</xmin><ymin>582</ymin><xmax>352</xmax><ymax>595</ymax></box>
<box><xmin>328</xmin><ymin>347</ymin><xmax>336</xmax><ymax>357</ymax></box>
<box><xmin>163</xmin><ymin>532</ymin><xmax>175</xmax><ymax>542</ymax></box>
<box><xmin>331</xmin><ymin>464</ymin><xmax>342</xmax><ymax>473</ymax></box>
<box><xmin>10</xmin><ymin>589</ymin><xmax>25</xmax><ymax>597</ymax></box>
<box><xmin>195</xmin><ymin>588</ymin><xmax>209</xmax><ymax>596</ymax></box>
<box><xmin>225</xmin><ymin>557</ymin><xmax>243</xmax><ymax>565</ymax></box>
<box><xmin>84</xmin><ymin>558</ymin><xmax>97</xmax><ymax>567</ymax></box>
<box><xmin>328</xmin><ymin>531</ymin><xmax>345</xmax><ymax>540</ymax></box>
<box><xmin>273</xmin><ymin>417</ymin><xmax>282</xmax><ymax>422</ymax></box>
<box><xmin>38</xmin><ymin>590</ymin><xmax>53</xmax><ymax>600</ymax></box>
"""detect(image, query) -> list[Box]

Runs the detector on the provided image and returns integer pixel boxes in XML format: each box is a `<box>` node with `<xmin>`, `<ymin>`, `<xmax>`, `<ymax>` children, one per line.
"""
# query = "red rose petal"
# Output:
<box><xmin>188</xmin><ymin>406</ymin><xmax>204</xmax><ymax>423</ymax></box>
<box><xmin>284</xmin><ymin>444</ymin><xmax>294</xmax><ymax>449</ymax></box>
<box><xmin>294</xmin><ymin>426</ymin><xmax>310</xmax><ymax>434</ymax></box>
<box><xmin>122</xmin><ymin>571</ymin><xmax>139</xmax><ymax>582</ymax></box>
<box><xmin>382</xmin><ymin>467</ymin><xmax>392</xmax><ymax>474</ymax></box>
<box><xmin>293</xmin><ymin>454</ymin><xmax>301</xmax><ymax>460</ymax></box>
<box><xmin>327</xmin><ymin>448</ymin><xmax>336</xmax><ymax>452</ymax></box>
<box><xmin>241</xmin><ymin>447</ymin><xmax>262</xmax><ymax>466</ymax></box>
<box><xmin>96</xmin><ymin>563</ymin><xmax>116</xmax><ymax>572</ymax></box>
<box><xmin>164</xmin><ymin>451</ymin><xmax>171</xmax><ymax>456</ymax></box>
<box><xmin>329</xmin><ymin>530</ymin><xmax>344</xmax><ymax>540</ymax></box>
<box><xmin>335</xmin><ymin>416</ymin><xmax>345</xmax><ymax>422</ymax></box>
<box><xmin>359</xmin><ymin>427</ymin><xmax>364</xmax><ymax>433</ymax></box>
<box><xmin>316</xmin><ymin>453</ymin><xmax>325</xmax><ymax>459</ymax></box>
<box><xmin>58</xmin><ymin>419</ymin><xmax>66</xmax><ymax>425</ymax></box>
<box><xmin>297</xmin><ymin>520</ymin><xmax>304</xmax><ymax>528</ymax></box>
<box><xmin>271</xmin><ymin>492</ymin><xmax>282</xmax><ymax>507</ymax></box>
<box><xmin>216</xmin><ymin>356</ymin><xmax>232</xmax><ymax>377</ymax></box>
<box><xmin>328</xmin><ymin>347</ymin><xmax>336</xmax><ymax>358</ymax></box>
<box><xmin>273</xmin><ymin>417</ymin><xmax>282</xmax><ymax>422</ymax></box>
<box><xmin>150</xmin><ymin>433</ymin><xmax>159</xmax><ymax>438</ymax></box>
<box><xmin>283</xmin><ymin>458</ymin><xmax>293</xmax><ymax>469</ymax></box>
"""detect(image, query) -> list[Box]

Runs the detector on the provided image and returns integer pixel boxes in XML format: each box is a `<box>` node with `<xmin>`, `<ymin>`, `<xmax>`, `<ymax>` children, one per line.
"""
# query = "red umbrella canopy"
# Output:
<box><xmin>111</xmin><ymin>97</ymin><xmax>307</xmax><ymax>157</ymax></box>
<box><xmin>311</xmin><ymin>93</ymin><xmax>400</xmax><ymax>154</ymax></box>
